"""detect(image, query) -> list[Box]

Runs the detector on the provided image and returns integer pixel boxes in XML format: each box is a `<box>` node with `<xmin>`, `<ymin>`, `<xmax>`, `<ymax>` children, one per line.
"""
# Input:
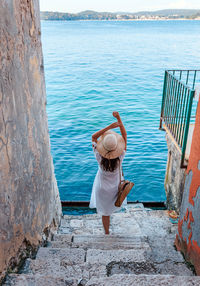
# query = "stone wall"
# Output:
<box><xmin>0</xmin><ymin>0</ymin><xmax>61</xmax><ymax>282</ymax></box>
<box><xmin>164</xmin><ymin>133</ymin><xmax>186</xmax><ymax>212</ymax></box>
<box><xmin>175</xmin><ymin>98</ymin><xmax>200</xmax><ymax>275</ymax></box>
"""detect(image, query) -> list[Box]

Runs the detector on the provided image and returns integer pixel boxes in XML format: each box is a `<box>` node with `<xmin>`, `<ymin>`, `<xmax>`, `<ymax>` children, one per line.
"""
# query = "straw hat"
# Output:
<box><xmin>96</xmin><ymin>130</ymin><xmax>125</xmax><ymax>159</ymax></box>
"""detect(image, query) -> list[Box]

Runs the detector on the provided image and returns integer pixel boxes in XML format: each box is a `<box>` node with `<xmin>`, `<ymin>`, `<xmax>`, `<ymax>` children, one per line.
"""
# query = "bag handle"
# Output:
<box><xmin>118</xmin><ymin>158</ymin><xmax>124</xmax><ymax>183</ymax></box>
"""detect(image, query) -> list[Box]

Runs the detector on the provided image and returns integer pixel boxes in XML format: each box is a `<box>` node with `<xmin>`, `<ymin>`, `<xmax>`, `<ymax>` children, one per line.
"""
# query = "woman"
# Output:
<box><xmin>89</xmin><ymin>111</ymin><xmax>127</xmax><ymax>234</ymax></box>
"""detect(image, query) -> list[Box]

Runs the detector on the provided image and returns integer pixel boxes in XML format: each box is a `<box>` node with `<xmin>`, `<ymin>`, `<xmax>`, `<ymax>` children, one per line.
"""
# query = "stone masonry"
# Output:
<box><xmin>164</xmin><ymin>133</ymin><xmax>186</xmax><ymax>212</ymax></box>
<box><xmin>4</xmin><ymin>205</ymin><xmax>200</xmax><ymax>285</ymax></box>
<box><xmin>0</xmin><ymin>0</ymin><xmax>61</xmax><ymax>281</ymax></box>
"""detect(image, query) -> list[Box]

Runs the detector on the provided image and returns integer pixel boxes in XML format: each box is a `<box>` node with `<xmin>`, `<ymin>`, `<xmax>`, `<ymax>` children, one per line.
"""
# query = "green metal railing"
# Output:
<box><xmin>160</xmin><ymin>70</ymin><xmax>200</xmax><ymax>168</ymax></box>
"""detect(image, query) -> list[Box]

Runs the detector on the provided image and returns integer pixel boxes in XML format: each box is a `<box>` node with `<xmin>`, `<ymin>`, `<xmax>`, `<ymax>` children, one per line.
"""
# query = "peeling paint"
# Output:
<box><xmin>198</xmin><ymin>160</ymin><xmax>200</xmax><ymax>170</ymax></box>
<box><xmin>175</xmin><ymin>98</ymin><xmax>200</xmax><ymax>275</ymax></box>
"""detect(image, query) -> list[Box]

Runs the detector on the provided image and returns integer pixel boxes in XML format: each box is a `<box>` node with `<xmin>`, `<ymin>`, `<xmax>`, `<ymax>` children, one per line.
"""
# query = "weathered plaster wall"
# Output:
<box><xmin>164</xmin><ymin>133</ymin><xmax>186</xmax><ymax>212</ymax></box>
<box><xmin>175</xmin><ymin>99</ymin><xmax>200</xmax><ymax>275</ymax></box>
<box><xmin>0</xmin><ymin>0</ymin><xmax>61</xmax><ymax>281</ymax></box>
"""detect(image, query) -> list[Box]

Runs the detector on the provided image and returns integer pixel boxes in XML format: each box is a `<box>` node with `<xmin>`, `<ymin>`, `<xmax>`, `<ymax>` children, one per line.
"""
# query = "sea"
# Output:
<box><xmin>41</xmin><ymin>20</ymin><xmax>200</xmax><ymax>203</ymax></box>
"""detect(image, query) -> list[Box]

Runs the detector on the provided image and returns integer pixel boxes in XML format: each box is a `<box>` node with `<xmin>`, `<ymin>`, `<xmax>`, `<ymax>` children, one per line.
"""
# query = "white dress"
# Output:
<box><xmin>89</xmin><ymin>142</ymin><xmax>127</xmax><ymax>215</ymax></box>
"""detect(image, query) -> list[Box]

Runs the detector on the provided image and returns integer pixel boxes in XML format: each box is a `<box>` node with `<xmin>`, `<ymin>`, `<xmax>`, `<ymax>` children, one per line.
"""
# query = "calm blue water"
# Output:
<box><xmin>41</xmin><ymin>20</ymin><xmax>200</xmax><ymax>202</ymax></box>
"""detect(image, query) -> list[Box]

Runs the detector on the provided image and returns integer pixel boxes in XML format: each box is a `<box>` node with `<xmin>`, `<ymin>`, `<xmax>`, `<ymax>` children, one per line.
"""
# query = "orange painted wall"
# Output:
<box><xmin>175</xmin><ymin>96</ymin><xmax>200</xmax><ymax>275</ymax></box>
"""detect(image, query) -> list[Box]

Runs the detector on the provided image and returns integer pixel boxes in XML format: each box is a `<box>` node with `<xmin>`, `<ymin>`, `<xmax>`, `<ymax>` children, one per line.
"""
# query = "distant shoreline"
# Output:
<box><xmin>41</xmin><ymin>18</ymin><xmax>200</xmax><ymax>21</ymax></box>
<box><xmin>40</xmin><ymin>9</ymin><xmax>200</xmax><ymax>21</ymax></box>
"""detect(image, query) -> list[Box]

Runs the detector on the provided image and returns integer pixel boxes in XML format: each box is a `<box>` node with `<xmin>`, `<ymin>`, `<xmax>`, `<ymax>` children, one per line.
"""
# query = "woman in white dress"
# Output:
<box><xmin>89</xmin><ymin>111</ymin><xmax>127</xmax><ymax>234</ymax></box>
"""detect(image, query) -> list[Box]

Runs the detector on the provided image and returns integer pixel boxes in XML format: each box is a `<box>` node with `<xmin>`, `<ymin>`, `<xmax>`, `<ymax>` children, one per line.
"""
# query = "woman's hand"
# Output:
<box><xmin>113</xmin><ymin>111</ymin><xmax>127</xmax><ymax>150</ymax></box>
<box><xmin>113</xmin><ymin>112</ymin><xmax>122</xmax><ymax>126</ymax></box>
<box><xmin>113</xmin><ymin>111</ymin><xmax>122</xmax><ymax>127</ymax></box>
<box><xmin>113</xmin><ymin>111</ymin><xmax>120</xmax><ymax>120</ymax></box>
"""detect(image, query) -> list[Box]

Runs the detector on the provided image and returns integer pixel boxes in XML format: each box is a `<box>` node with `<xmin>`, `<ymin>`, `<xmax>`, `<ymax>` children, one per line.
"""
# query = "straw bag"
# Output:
<box><xmin>115</xmin><ymin>163</ymin><xmax>134</xmax><ymax>207</ymax></box>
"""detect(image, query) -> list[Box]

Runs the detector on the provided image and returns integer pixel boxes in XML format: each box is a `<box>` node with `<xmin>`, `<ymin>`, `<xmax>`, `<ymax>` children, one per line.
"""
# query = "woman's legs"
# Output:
<box><xmin>102</xmin><ymin>216</ymin><xmax>110</xmax><ymax>234</ymax></box>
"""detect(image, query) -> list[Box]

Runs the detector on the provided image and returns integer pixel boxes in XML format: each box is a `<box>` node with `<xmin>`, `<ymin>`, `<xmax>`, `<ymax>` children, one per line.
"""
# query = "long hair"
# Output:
<box><xmin>101</xmin><ymin>157</ymin><xmax>119</xmax><ymax>172</ymax></box>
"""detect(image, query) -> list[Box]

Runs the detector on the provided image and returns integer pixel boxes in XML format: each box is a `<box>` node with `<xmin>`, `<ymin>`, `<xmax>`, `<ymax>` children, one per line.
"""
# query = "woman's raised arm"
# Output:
<box><xmin>113</xmin><ymin>111</ymin><xmax>127</xmax><ymax>151</ymax></box>
<box><xmin>92</xmin><ymin>122</ymin><xmax>119</xmax><ymax>143</ymax></box>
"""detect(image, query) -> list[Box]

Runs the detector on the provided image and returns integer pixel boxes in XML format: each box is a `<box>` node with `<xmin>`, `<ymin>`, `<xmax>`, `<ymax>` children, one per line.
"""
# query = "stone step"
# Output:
<box><xmin>53</xmin><ymin>234</ymin><xmax>72</xmax><ymax>242</ymax></box>
<box><xmin>86</xmin><ymin>248</ymin><xmax>146</xmax><ymax>264</ymax></box>
<box><xmin>5</xmin><ymin>273</ymin><xmax>200</xmax><ymax>286</ymax></box>
<box><xmin>86</xmin><ymin>274</ymin><xmax>200</xmax><ymax>286</ymax></box>
<box><xmin>54</xmin><ymin>234</ymin><xmax>147</xmax><ymax>242</ymax></box>
<box><xmin>27</xmin><ymin>250</ymin><xmax>192</xmax><ymax>279</ymax></box>
<box><xmin>36</xmin><ymin>247</ymin><xmax>85</xmax><ymax>264</ymax></box>
<box><xmin>74</xmin><ymin>234</ymin><xmax>148</xmax><ymax>245</ymax></box>
<box><xmin>27</xmin><ymin>258</ymin><xmax>107</xmax><ymax>281</ymax></box>
<box><xmin>30</xmin><ymin>248</ymin><xmax>147</xmax><ymax>276</ymax></box>
<box><xmin>50</xmin><ymin>234</ymin><xmax>149</xmax><ymax>250</ymax></box>
<box><xmin>105</xmin><ymin>260</ymin><xmax>193</xmax><ymax>277</ymax></box>
<box><xmin>59</xmin><ymin>212</ymin><xmax>144</xmax><ymax>236</ymax></box>
<box><xmin>4</xmin><ymin>273</ymin><xmax>77</xmax><ymax>286</ymax></box>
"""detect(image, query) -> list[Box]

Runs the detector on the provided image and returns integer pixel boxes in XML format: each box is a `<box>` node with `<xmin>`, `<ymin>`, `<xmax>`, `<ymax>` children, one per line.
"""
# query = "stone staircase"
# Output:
<box><xmin>4</xmin><ymin>204</ymin><xmax>200</xmax><ymax>285</ymax></box>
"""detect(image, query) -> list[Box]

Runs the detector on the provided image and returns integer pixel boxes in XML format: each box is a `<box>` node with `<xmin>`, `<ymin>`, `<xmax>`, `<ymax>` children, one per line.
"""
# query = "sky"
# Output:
<box><xmin>39</xmin><ymin>0</ymin><xmax>200</xmax><ymax>13</ymax></box>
